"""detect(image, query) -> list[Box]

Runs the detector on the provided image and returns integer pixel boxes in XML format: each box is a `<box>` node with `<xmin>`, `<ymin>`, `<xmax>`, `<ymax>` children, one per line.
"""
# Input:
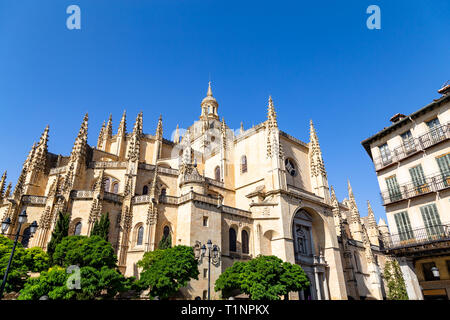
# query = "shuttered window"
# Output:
<box><xmin>409</xmin><ymin>165</ymin><xmax>426</xmax><ymax>187</ymax></box>
<box><xmin>379</xmin><ymin>143</ymin><xmax>392</xmax><ymax>165</ymax></box>
<box><xmin>394</xmin><ymin>211</ymin><xmax>413</xmax><ymax>241</ymax></box>
<box><xmin>420</xmin><ymin>204</ymin><xmax>443</xmax><ymax>236</ymax></box>
<box><xmin>386</xmin><ymin>176</ymin><xmax>402</xmax><ymax>202</ymax></box>
<box><xmin>436</xmin><ymin>154</ymin><xmax>450</xmax><ymax>187</ymax></box>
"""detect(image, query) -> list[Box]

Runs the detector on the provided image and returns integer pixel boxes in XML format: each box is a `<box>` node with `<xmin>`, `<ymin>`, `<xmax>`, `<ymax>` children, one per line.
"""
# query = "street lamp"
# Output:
<box><xmin>431</xmin><ymin>266</ymin><xmax>440</xmax><ymax>279</ymax></box>
<box><xmin>0</xmin><ymin>211</ymin><xmax>38</xmax><ymax>298</ymax></box>
<box><xmin>201</xmin><ymin>239</ymin><xmax>219</xmax><ymax>300</ymax></box>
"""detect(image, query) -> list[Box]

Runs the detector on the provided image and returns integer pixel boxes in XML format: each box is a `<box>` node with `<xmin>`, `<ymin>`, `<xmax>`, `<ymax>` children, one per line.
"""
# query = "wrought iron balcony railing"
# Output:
<box><xmin>382</xmin><ymin>223</ymin><xmax>450</xmax><ymax>250</ymax></box>
<box><xmin>373</xmin><ymin>123</ymin><xmax>449</xmax><ymax>171</ymax></box>
<box><xmin>380</xmin><ymin>173</ymin><xmax>450</xmax><ymax>205</ymax></box>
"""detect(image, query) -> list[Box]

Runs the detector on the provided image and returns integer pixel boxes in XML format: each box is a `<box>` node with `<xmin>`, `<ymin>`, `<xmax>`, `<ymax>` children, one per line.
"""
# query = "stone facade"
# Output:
<box><xmin>362</xmin><ymin>84</ymin><xmax>450</xmax><ymax>300</ymax></box>
<box><xmin>0</xmin><ymin>83</ymin><xmax>390</xmax><ymax>300</ymax></box>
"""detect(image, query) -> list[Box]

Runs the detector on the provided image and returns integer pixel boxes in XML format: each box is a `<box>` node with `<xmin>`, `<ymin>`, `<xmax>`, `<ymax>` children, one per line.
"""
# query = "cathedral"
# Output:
<box><xmin>0</xmin><ymin>83</ymin><xmax>392</xmax><ymax>300</ymax></box>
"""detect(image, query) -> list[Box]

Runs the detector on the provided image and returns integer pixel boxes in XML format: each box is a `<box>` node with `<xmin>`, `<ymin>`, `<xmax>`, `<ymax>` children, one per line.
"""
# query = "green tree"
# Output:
<box><xmin>158</xmin><ymin>232</ymin><xmax>172</xmax><ymax>249</ymax></box>
<box><xmin>215</xmin><ymin>255</ymin><xmax>310</xmax><ymax>300</ymax></box>
<box><xmin>52</xmin><ymin>235</ymin><xmax>116</xmax><ymax>269</ymax></box>
<box><xmin>46</xmin><ymin>212</ymin><xmax>70</xmax><ymax>263</ymax></box>
<box><xmin>0</xmin><ymin>235</ymin><xmax>50</xmax><ymax>293</ymax></box>
<box><xmin>137</xmin><ymin>245</ymin><xmax>199</xmax><ymax>299</ymax></box>
<box><xmin>384</xmin><ymin>260</ymin><xmax>408</xmax><ymax>300</ymax></box>
<box><xmin>18</xmin><ymin>235</ymin><xmax>138</xmax><ymax>300</ymax></box>
<box><xmin>90</xmin><ymin>212</ymin><xmax>110</xmax><ymax>241</ymax></box>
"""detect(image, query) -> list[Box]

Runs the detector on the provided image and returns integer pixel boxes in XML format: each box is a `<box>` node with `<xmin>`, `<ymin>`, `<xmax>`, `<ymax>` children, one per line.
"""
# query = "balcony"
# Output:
<box><xmin>373</xmin><ymin>123</ymin><xmax>449</xmax><ymax>171</ymax></box>
<box><xmin>383</xmin><ymin>223</ymin><xmax>450</xmax><ymax>252</ymax></box>
<box><xmin>380</xmin><ymin>173</ymin><xmax>450</xmax><ymax>205</ymax></box>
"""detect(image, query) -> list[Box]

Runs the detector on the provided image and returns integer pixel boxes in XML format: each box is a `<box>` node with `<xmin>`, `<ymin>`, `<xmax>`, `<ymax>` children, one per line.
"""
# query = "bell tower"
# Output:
<box><xmin>200</xmin><ymin>82</ymin><xmax>219</xmax><ymax>121</ymax></box>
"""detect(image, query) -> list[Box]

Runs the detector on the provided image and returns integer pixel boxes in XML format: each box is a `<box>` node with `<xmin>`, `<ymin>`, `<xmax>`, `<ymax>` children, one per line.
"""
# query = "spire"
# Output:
<box><xmin>367</xmin><ymin>200</ymin><xmax>377</xmax><ymax>228</ymax></box>
<box><xmin>0</xmin><ymin>171</ymin><xmax>6</xmax><ymax>198</ymax></box>
<box><xmin>173</xmin><ymin>124</ymin><xmax>180</xmax><ymax>143</ymax></box>
<box><xmin>240</xmin><ymin>122</ymin><xmax>244</xmax><ymax>135</ymax></box>
<box><xmin>348</xmin><ymin>179</ymin><xmax>355</xmax><ymax>202</ymax></box>
<box><xmin>24</xmin><ymin>142</ymin><xmax>37</xmax><ymax>169</ymax></box>
<box><xmin>70</xmin><ymin>113</ymin><xmax>89</xmax><ymax>162</ymax></box>
<box><xmin>4</xmin><ymin>182</ymin><xmax>11</xmax><ymax>199</ymax></box>
<box><xmin>106</xmin><ymin>114</ymin><xmax>113</xmax><ymax>138</ymax></box>
<box><xmin>309</xmin><ymin>120</ymin><xmax>327</xmax><ymax>178</ymax></box>
<box><xmin>126</xmin><ymin>112</ymin><xmax>143</xmax><ymax>162</ymax></box>
<box><xmin>207</xmin><ymin>81</ymin><xmax>213</xmax><ymax>97</ymax></box>
<box><xmin>31</xmin><ymin>125</ymin><xmax>49</xmax><ymax>172</ymax></box>
<box><xmin>378</xmin><ymin>218</ymin><xmax>387</xmax><ymax>226</ymax></box>
<box><xmin>200</xmin><ymin>82</ymin><xmax>219</xmax><ymax>120</ymax></box>
<box><xmin>156</xmin><ymin>114</ymin><xmax>163</xmax><ymax>140</ymax></box>
<box><xmin>133</xmin><ymin>112</ymin><xmax>143</xmax><ymax>135</ymax></box>
<box><xmin>330</xmin><ymin>185</ymin><xmax>339</xmax><ymax>208</ymax></box>
<box><xmin>267</xmin><ymin>96</ymin><xmax>278</xmax><ymax>129</ymax></box>
<box><xmin>330</xmin><ymin>185</ymin><xmax>343</xmax><ymax>237</ymax></box>
<box><xmin>97</xmin><ymin>121</ymin><xmax>106</xmax><ymax>148</ymax></box>
<box><xmin>118</xmin><ymin>110</ymin><xmax>127</xmax><ymax>136</ymax></box>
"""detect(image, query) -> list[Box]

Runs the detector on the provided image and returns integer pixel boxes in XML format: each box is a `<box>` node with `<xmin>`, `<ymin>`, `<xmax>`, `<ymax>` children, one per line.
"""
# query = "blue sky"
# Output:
<box><xmin>0</xmin><ymin>0</ymin><xmax>449</xmax><ymax>222</ymax></box>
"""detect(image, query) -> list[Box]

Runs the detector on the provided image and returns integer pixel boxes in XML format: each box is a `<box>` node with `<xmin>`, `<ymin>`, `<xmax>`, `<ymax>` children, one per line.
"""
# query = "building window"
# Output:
<box><xmin>74</xmin><ymin>222</ymin><xmax>82</xmax><ymax>236</ymax></box>
<box><xmin>241</xmin><ymin>155</ymin><xmax>247</xmax><ymax>174</ymax></box>
<box><xmin>142</xmin><ymin>185</ymin><xmax>148</xmax><ymax>195</ymax></box>
<box><xmin>401</xmin><ymin>130</ymin><xmax>416</xmax><ymax>154</ymax></box>
<box><xmin>203</xmin><ymin>268</ymin><xmax>208</xmax><ymax>279</ymax></box>
<box><xmin>136</xmin><ymin>226</ymin><xmax>144</xmax><ymax>246</ymax></box>
<box><xmin>386</xmin><ymin>176</ymin><xmax>402</xmax><ymax>202</ymax></box>
<box><xmin>202</xmin><ymin>290</ymin><xmax>207</xmax><ymax>300</ymax></box>
<box><xmin>242</xmin><ymin>230</ymin><xmax>249</xmax><ymax>254</ymax></box>
<box><xmin>215</xmin><ymin>166</ymin><xmax>221</xmax><ymax>181</ymax></box>
<box><xmin>354</xmin><ymin>253</ymin><xmax>361</xmax><ymax>272</ymax></box>
<box><xmin>422</xmin><ymin>262</ymin><xmax>439</xmax><ymax>281</ymax></box>
<box><xmin>203</xmin><ymin>216</ymin><xmax>208</xmax><ymax>227</ymax></box>
<box><xmin>104</xmin><ymin>178</ymin><xmax>110</xmax><ymax>192</ymax></box>
<box><xmin>112</xmin><ymin>182</ymin><xmax>119</xmax><ymax>194</ymax></box>
<box><xmin>394</xmin><ymin>211</ymin><xmax>413</xmax><ymax>241</ymax></box>
<box><xmin>21</xmin><ymin>227</ymin><xmax>31</xmax><ymax>248</ymax></box>
<box><xmin>409</xmin><ymin>165</ymin><xmax>429</xmax><ymax>194</ymax></box>
<box><xmin>379</xmin><ymin>143</ymin><xmax>392</xmax><ymax>165</ymax></box>
<box><xmin>420</xmin><ymin>204</ymin><xmax>443</xmax><ymax>237</ymax></box>
<box><xmin>436</xmin><ymin>154</ymin><xmax>450</xmax><ymax>187</ymax></box>
<box><xmin>285</xmin><ymin>158</ymin><xmax>297</xmax><ymax>176</ymax></box>
<box><xmin>426</xmin><ymin>118</ymin><xmax>445</xmax><ymax>143</ymax></box>
<box><xmin>229</xmin><ymin>228</ymin><xmax>237</xmax><ymax>252</ymax></box>
<box><xmin>161</xmin><ymin>188</ymin><xmax>166</xmax><ymax>196</ymax></box>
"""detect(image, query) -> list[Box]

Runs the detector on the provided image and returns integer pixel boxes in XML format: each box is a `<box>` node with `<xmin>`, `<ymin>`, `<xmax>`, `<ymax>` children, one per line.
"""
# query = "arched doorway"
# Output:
<box><xmin>292</xmin><ymin>208</ymin><xmax>329</xmax><ymax>300</ymax></box>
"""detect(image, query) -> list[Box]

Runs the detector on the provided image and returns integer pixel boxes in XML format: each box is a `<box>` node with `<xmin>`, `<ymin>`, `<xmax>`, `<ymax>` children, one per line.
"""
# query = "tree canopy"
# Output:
<box><xmin>18</xmin><ymin>235</ymin><xmax>137</xmax><ymax>300</ymax></box>
<box><xmin>384</xmin><ymin>260</ymin><xmax>408</xmax><ymax>300</ymax></box>
<box><xmin>137</xmin><ymin>245</ymin><xmax>199</xmax><ymax>299</ymax></box>
<box><xmin>46</xmin><ymin>212</ymin><xmax>70</xmax><ymax>263</ymax></box>
<box><xmin>52</xmin><ymin>235</ymin><xmax>117</xmax><ymax>269</ymax></box>
<box><xmin>215</xmin><ymin>255</ymin><xmax>310</xmax><ymax>300</ymax></box>
<box><xmin>90</xmin><ymin>212</ymin><xmax>110</xmax><ymax>241</ymax></box>
<box><xmin>0</xmin><ymin>235</ymin><xmax>49</xmax><ymax>293</ymax></box>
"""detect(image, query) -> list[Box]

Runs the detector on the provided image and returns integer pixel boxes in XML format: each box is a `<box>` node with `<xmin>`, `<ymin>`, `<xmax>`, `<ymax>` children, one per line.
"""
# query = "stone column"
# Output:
<box><xmin>323</xmin><ymin>271</ymin><xmax>330</xmax><ymax>300</ymax></box>
<box><xmin>398</xmin><ymin>257</ymin><xmax>423</xmax><ymax>300</ymax></box>
<box><xmin>314</xmin><ymin>269</ymin><xmax>322</xmax><ymax>300</ymax></box>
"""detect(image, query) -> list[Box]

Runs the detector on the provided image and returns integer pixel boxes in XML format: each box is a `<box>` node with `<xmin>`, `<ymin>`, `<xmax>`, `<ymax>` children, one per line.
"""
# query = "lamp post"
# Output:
<box><xmin>201</xmin><ymin>239</ymin><xmax>219</xmax><ymax>300</ymax></box>
<box><xmin>431</xmin><ymin>266</ymin><xmax>440</xmax><ymax>279</ymax></box>
<box><xmin>0</xmin><ymin>211</ymin><xmax>38</xmax><ymax>298</ymax></box>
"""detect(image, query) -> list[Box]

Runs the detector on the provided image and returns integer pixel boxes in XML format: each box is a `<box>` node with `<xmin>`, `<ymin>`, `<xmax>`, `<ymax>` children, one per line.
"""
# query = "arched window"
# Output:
<box><xmin>241</xmin><ymin>155</ymin><xmax>247</xmax><ymax>173</ymax></box>
<box><xmin>142</xmin><ymin>185</ymin><xmax>148</xmax><ymax>195</ymax></box>
<box><xmin>163</xmin><ymin>226</ymin><xmax>170</xmax><ymax>238</ymax></box>
<box><xmin>229</xmin><ymin>228</ymin><xmax>237</xmax><ymax>252</ymax></box>
<box><xmin>137</xmin><ymin>226</ymin><xmax>144</xmax><ymax>246</ymax></box>
<box><xmin>21</xmin><ymin>227</ymin><xmax>31</xmax><ymax>248</ymax></box>
<box><xmin>104</xmin><ymin>178</ymin><xmax>111</xmax><ymax>192</ymax></box>
<box><xmin>74</xmin><ymin>222</ymin><xmax>82</xmax><ymax>236</ymax></box>
<box><xmin>242</xmin><ymin>230</ymin><xmax>249</xmax><ymax>254</ymax></box>
<box><xmin>112</xmin><ymin>182</ymin><xmax>119</xmax><ymax>194</ymax></box>
<box><xmin>215</xmin><ymin>166</ymin><xmax>221</xmax><ymax>181</ymax></box>
<box><xmin>161</xmin><ymin>188</ymin><xmax>166</xmax><ymax>196</ymax></box>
